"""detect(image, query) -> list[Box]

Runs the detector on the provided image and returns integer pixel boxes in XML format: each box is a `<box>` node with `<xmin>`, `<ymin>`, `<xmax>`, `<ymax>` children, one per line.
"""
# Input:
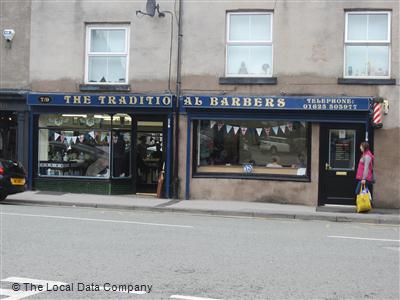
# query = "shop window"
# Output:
<box><xmin>85</xmin><ymin>25</ymin><xmax>129</xmax><ymax>84</ymax></box>
<box><xmin>194</xmin><ymin>120</ymin><xmax>309</xmax><ymax>179</ymax></box>
<box><xmin>344</xmin><ymin>12</ymin><xmax>391</xmax><ymax>78</ymax></box>
<box><xmin>226</xmin><ymin>12</ymin><xmax>273</xmax><ymax>77</ymax></box>
<box><xmin>112</xmin><ymin>114</ymin><xmax>132</xmax><ymax>178</ymax></box>
<box><xmin>38</xmin><ymin>114</ymin><xmax>112</xmax><ymax>178</ymax></box>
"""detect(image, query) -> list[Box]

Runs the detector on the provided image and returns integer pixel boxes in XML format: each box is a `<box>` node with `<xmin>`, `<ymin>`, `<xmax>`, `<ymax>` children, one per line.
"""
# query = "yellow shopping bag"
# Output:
<box><xmin>356</xmin><ymin>184</ymin><xmax>371</xmax><ymax>213</ymax></box>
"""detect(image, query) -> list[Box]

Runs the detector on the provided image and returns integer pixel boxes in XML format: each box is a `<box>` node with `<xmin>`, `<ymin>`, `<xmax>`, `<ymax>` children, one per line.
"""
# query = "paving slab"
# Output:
<box><xmin>2</xmin><ymin>191</ymin><xmax>399</xmax><ymax>225</ymax></box>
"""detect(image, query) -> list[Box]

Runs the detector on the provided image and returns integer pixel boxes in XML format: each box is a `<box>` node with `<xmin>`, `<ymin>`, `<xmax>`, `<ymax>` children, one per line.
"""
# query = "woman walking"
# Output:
<box><xmin>355</xmin><ymin>141</ymin><xmax>375</xmax><ymax>205</ymax></box>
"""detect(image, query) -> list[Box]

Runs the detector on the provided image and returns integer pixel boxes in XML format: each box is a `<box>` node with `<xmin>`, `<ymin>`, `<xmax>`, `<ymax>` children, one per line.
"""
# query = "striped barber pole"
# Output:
<box><xmin>373</xmin><ymin>102</ymin><xmax>383</xmax><ymax>128</ymax></box>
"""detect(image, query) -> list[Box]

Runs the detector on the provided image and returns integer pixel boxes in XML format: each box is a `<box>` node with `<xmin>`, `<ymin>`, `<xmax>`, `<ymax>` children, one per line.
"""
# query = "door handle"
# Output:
<box><xmin>325</xmin><ymin>163</ymin><xmax>331</xmax><ymax>170</ymax></box>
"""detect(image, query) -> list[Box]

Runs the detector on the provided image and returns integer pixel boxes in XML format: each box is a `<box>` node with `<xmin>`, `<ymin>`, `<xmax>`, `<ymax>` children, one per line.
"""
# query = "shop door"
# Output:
<box><xmin>319</xmin><ymin>123</ymin><xmax>365</xmax><ymax>205</ymax></box>
<box><xmin>135</xmin><ymin>120</ymin><xmax>165</xmax><ymax>194</ymax></box>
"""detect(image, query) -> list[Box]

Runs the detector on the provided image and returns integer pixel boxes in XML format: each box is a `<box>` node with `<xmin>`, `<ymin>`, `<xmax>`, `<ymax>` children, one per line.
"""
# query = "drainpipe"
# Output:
<box><xmin>173</xmin><ymin>0</ymin><xmax>183</xmax><ymax>199</ymax></box>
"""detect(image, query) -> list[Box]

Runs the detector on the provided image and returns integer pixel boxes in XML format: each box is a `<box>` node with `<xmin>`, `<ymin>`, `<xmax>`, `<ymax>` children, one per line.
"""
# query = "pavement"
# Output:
<box><xmin>3</xmin><ymin>191</ymin><xmax>399</xmax><ymax>225</ymax></box>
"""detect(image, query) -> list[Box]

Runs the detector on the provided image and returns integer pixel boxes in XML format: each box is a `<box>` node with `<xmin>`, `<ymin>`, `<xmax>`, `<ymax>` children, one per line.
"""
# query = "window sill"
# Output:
<box><xmin>337</xmin><ymin>78</ymin><xmax>396</xmax><ymax>85</ymax></box>
<box><xmin>219</xmin><ymin>77</ymin><xmax>277</xmax><ymax>85</ymax></box>
<box><xmin>79</xmin><ymin>84</ymin><xmax>131</xmax><ymax>92</ymax></box>
<box><xmin>193</xmin><ymin>172</ymin><xmax>310</xmax><ymax>182</ymax></box>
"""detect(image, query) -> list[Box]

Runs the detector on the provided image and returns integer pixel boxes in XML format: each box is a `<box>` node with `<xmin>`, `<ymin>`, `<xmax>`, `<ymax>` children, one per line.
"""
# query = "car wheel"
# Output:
<box><xmin>270</xmin><ymin>146</ymin><xmax>278</xmax><ymax>155</ymax></box>
<box><xmin>0</xmin><ymin>192</ymin><xmax>7</xmax><ymax>201</ymax></box>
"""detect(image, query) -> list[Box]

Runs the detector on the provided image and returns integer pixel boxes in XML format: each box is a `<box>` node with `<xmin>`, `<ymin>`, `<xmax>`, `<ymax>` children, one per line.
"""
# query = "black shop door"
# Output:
<box><xmin>318</xmin><ymin>123</ymin><xmax>365</xmax><ymax>205</ymax></box>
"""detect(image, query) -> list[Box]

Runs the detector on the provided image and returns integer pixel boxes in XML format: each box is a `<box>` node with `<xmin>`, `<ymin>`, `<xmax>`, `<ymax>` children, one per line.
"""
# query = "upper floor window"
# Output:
<box><xmin>226</xmin><ymin>12</ymin><xmax>273</xmax><ymax>77</ymax></box>
<box><xmin>85</xmin><ymin>25</ymin><xmax>130</xmax><ymax>84</ymax></box>
<box><xmin>344</xmin><ymin>12</ymin><xmax>391</xmax><ymax>78</ymax></box>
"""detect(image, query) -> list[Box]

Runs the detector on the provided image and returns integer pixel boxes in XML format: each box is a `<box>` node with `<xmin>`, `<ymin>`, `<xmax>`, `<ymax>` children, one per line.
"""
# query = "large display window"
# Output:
<box><xmin>194</xmin><ymin>119</ymin><xmax>310</xmax><ymax>178</ymax></box>
<box><xmin>37</xmin><ymin>114</ymin><xmax>132</xmax><ymax>179</ymax></box>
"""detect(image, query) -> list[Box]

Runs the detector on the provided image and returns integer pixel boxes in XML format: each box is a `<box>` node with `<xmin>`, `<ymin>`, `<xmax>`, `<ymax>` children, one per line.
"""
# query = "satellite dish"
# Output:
<box><xmin>146</xmin><ymin>0</ymin><xmax>157</xmax><ymax>17</ymax></box>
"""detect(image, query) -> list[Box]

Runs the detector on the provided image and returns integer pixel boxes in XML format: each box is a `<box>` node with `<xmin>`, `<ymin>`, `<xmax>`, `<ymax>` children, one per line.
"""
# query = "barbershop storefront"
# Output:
<box><xmin>181</xmin><ymin>95</ymin><xmax>373</xmax><ymax>206</ymax></box>
<box><xmin>28</xmin><ymin>93</ymin><xmax>174</xmax><ymax>196</ymax></box>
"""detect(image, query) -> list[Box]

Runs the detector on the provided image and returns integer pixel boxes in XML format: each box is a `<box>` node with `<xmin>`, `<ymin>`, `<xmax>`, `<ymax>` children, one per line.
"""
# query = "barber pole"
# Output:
<box><xmin>373</xmin><ymin>102</ymin><xmax>383</xmax><ymax>128</ymax></box>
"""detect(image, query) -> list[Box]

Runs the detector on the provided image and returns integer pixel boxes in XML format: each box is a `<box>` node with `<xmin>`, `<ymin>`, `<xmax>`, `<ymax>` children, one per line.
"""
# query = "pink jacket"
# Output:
<box><xmin>356</xmin><ymin>150</ymin><xmax>374</xmax><ymax>181</ymax></box>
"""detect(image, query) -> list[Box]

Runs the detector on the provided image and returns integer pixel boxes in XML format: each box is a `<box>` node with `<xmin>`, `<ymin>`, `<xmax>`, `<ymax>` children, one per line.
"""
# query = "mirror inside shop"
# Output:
<box><xmin>37</xmin><ymin>114</ymin><xmax>163</xmax><ymax>181</ymax></box>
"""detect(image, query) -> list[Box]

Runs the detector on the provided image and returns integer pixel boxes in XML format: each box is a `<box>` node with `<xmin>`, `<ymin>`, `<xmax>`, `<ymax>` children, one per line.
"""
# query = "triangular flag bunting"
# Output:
<box><xmin>287</xmin><ymin>122</ymin><xmax>293</xmax><ymax>131</ymax></box>
<box><xmin>60</xmin><ymin>134</ymin><xmax>65</xmax><ymax>143</ymax></box>
<box><xmin>106</xmin><ymin>135</ymin><xmax>111</xmax><ymax>144</ymax></box>
<box><xmin>233</xmin><ymin>126</ymin><xmax>240</xmax><ymax>135</ymax></box>
<box><xmin>264</xmin><ymin>128</ymin><xmax>271</xmax><ymax>137</ymax></box>
<box><xmin>300</xmin><ymin>121</ymin><xmax>306</xmax><ymax>127</ymax></box>
<box><xmin>256</xmin><ymin>128</ymin><xmax>262</xmax><ymax>136</ymax></box>
<box><xmin>272</xmin><ymin>126</ymin><xmax>279</xmax><ymax>135</ymax></box>
<box><xmin>210</xmin><ymin>121</ymin><xmax>216</xmax><ymax>129</ymax></box>
<box><xmin>226</xmin><ymin>125</ymin><xmax>232</xmax><ymax>134</ymax></box>
<box><xmin>217</xmin><ymin>122</ymin><xmax>224</xmax><ymax>131</ymax></box>
<box><xmin>89</xmin><ymin>131</ymin><xmax>95</xmax><ymax>139</ymax></box>
<box><xmin>72</xmin><ymin>136</ymin><xmax>77</xmax><ymax>144</ymax></box>
<box><xmin>241</xmin><ymin>127</ymin><xmax>248</xmax><ymax>135</ymax></box>
<box><xmin>280</xmin><ymin>125</ymin><xmax>286</xmax><ymax>134</ymax></box>
<box><xmin>101</xmin><ymin>132</ymin><xmax>107</xmax><ymax>142</ymax></box>
<box><xmin>66</xmin><ymin>136</ymin><xmax>72</xmax><ymax>144</ymax></box>
<box><xmin>54</xmin><ymin>132</ymin><xmax>60</xmax><ymax>141</ymax></box>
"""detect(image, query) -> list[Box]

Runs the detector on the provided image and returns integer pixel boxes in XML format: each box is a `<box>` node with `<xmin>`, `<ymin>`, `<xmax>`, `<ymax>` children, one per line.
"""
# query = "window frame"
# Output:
<box><xmin>343</xmin><ymin>11</ymin><xmax>391</xmax><ymax>79</ymax></box>
<box><xmin>85</xmin><ymin>24</ymin><xmax>130</xmax><ymax>85</ymax></box>
<box><xmin>192</xmin><ymin>119</ymin><xmax>312</xmax><ymax>182</ymax></box>
<box><xmin>225</xmin><ymin>11</ymin><xmax>274</xmax><ymax>78</ymax></box>
<box><xmin>37</xmin><ymin>113</ymin><xmax>113</xmax><ymax>179</ymax></box>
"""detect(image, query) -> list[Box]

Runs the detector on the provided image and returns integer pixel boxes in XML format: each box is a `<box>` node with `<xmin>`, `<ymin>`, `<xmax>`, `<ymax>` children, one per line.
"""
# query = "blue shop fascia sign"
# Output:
<box><xmin>180</xmin><ymin>95</ymin><xmax>372</xmax><ymax>112</ymax></box>
<box><xmin>27</xmin><ymin>93</ymin><xmax>174</xmax><ymax>108</ymax></box>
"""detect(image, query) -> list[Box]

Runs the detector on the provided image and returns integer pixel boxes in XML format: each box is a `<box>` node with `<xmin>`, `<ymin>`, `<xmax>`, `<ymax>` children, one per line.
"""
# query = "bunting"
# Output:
<box><xmin>256</xmin><ymin>128</ymin><xmax>262</xmax><ymax>136</ymax></box>
<box><xmin>226</xmin><ymin>125</ymin><xmax>233</xmax><ymax>134</ymax></box>
<box><xmin>217</xmin><ymin>122</ymin><xmax>224</xmax><ymax>131</ymax></box>
<box><xmin>233</xmin><ymin>126</ymin><xmax>240</xmax><ymax>135</ymax></box>
<box><xmin>272</xmin><ymin>126</ymin><xmax>279</xmax><ymax>135</ymax></box>
<box><xmin>280</xmin><ymin>125</ymin><xmax>286</xmax><ymax>134</ymax></box>
<box><xmin>264</xmin><ymin>128</ymin><xmax>271</xmax><ymax>137</ymax></box>
<box><xmin>89</xmin><ymin>131</ymin><xmax>95</xmax><ymax>139</ymax></box>
<box><xmin>210</xmin><ymin>121</ymin><xmax>216</xmax><ymax>129</ymax></box>
<box><xmin>241</xmin><ymin>127</ymin><xmax>248</xmax><ymax>136</ymax></box>
<box><xmin>54</xmin><ymin>132</ymin><xmax>60</xmax><ymax>141</ymax></box>
<box><xmin>72</xmin><ymin>136</ymin><xmax>77</xmax><ymax>144</ymax></box>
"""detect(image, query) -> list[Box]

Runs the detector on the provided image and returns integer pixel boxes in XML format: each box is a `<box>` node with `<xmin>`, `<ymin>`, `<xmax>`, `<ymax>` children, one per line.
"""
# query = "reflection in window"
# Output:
<box><xmin>195</xmin><ymin>120</ymin><xmax>309</xmax><ymax>177</ymax></box>
<box><xmin>38</xmin><ymin>114</ymin><xmax>113</xmax><ymax>178</ymax></box>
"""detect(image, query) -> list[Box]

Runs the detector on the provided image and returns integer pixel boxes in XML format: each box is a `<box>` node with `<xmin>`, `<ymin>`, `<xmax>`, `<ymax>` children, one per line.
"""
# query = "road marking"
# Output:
<box><xmin>0</xmin><ymin>288</ymin><xmax>42</xmax><ymax>300</ymax></box>
<box><xmin>98</xmin><ymin>286</ymin><xmax>146</xmax><ymax>295</ymax></box>
<box><xmin>170</xmin><ymin>295</ymin><xmax>223</xmax><ymax>300</ymax></box>
<box><xmin>328</xmin><ymin>235</ymin><xmax>400</xmax><ymax>242</ymax></box>
<box><xmin>1</xmin><ymin>277</ymin><xmax>66</xmax><ymax>300</ymax></box>
<box><xmin>0</xmin><ymin>212</ymin><xmax>193</xmax><ymax>229</ymax></box>
<box><xmin>384</xmin><ymin>247</ymin><xmax>400</xmax><ymax>252</ymax></box>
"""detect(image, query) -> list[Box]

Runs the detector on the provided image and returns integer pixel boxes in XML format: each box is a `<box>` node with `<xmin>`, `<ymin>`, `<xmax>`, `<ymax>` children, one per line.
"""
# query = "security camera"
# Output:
<box><xmin>3</xmin><ymin>29</ymin><xmax>15</xmax><ymax>42</ymax></box>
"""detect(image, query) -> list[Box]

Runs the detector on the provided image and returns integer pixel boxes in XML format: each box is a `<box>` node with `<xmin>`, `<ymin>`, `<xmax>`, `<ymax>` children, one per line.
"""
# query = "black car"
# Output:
<box><xmin>0</xmin><ymin>159</ymin><xmax>26</xmax><ymax>200</ymax></box>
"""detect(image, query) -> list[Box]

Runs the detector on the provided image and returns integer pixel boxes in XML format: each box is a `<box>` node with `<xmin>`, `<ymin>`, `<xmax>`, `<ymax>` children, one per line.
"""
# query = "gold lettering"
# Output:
<box><xmin>231</xmin><ymin>97</ymin><xmax>241</xmax><ymax>106</ymax></box>
<box><xmin>129</xmin><ymin>96</ymin><xmax>137</xmax><ymax>105</ymax></box>
<box><xmin>146</xmin><ymin>96</ymin><xmax>154</xmax><ymax>105</ymax></box>
<box><xmin>139</xmin><ymin>96</ymin><xmax>145</xmax><ymax>105</ymax></box>
<box><xmin>277</xmin><ymin>98</ymin><xmax>286</xmax><ymax>107</ymax></box>
<box><xmin>119</xmin><ymin>96</ymin><xmax>127</xmax><ymax>105</ymax></box>
<box><xmin>108</xmin><ymin>96</ymin><xmax>116</xmax><ymax>105</ymax></box>
<box><xmin>98</xmin><ymin>96</ymin><xmax>106</xmax><ymax>104</ymax></box>
<box><xmin>64</xmin><ymin>96</ymin><xmax>71</xmax><ymax>104</ymax></box>
<box><xmin>221</xmin><ymin>98</ymin><xmax>229</xmax><ymax>106</ymax></box>
<box><xmin>194</xmin><ymin>97</ymin><xmax>203</xmax><ymax>106</ymax></box>
<box><xmin>265</xmin><ymin>98</ymin><xmax>274</xmax><ymax>107</ymax></box>
<box><xmin>162</xmin><ymin>96</ymin><xmax>171</xmax><ymax>106</ymax></box>
<box><xmin>184</xmin><ymin>97</ymin><xmax>193</xmax><ymax>106</ymax></box>
<box><xmin>83</xmin><ymin>96</ymin><xmax>91</xmax><ymax>104</ymax></box>
<box><xmin>210</xmin><ymin>97</ymin><xmax>219</xmax><ymax>106</ymax></box>
<box><xmin>254</xmin><ymin>98</ymin><xmax>262</xmax><ymax>107</ymax></box>
<box><xmin>155</xmin><ymin>96</ymin><xmax>161</xmax><ymax>105</ymax></box>
<box><xmin>243</xmin><ymin>97</ymin><xmax>252</xmax><ymax>106</ymax></box>
<box><xmin>73</xmin><ymin>96</ymin><xmax>81</xmax><ymax>104</ymax></box>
